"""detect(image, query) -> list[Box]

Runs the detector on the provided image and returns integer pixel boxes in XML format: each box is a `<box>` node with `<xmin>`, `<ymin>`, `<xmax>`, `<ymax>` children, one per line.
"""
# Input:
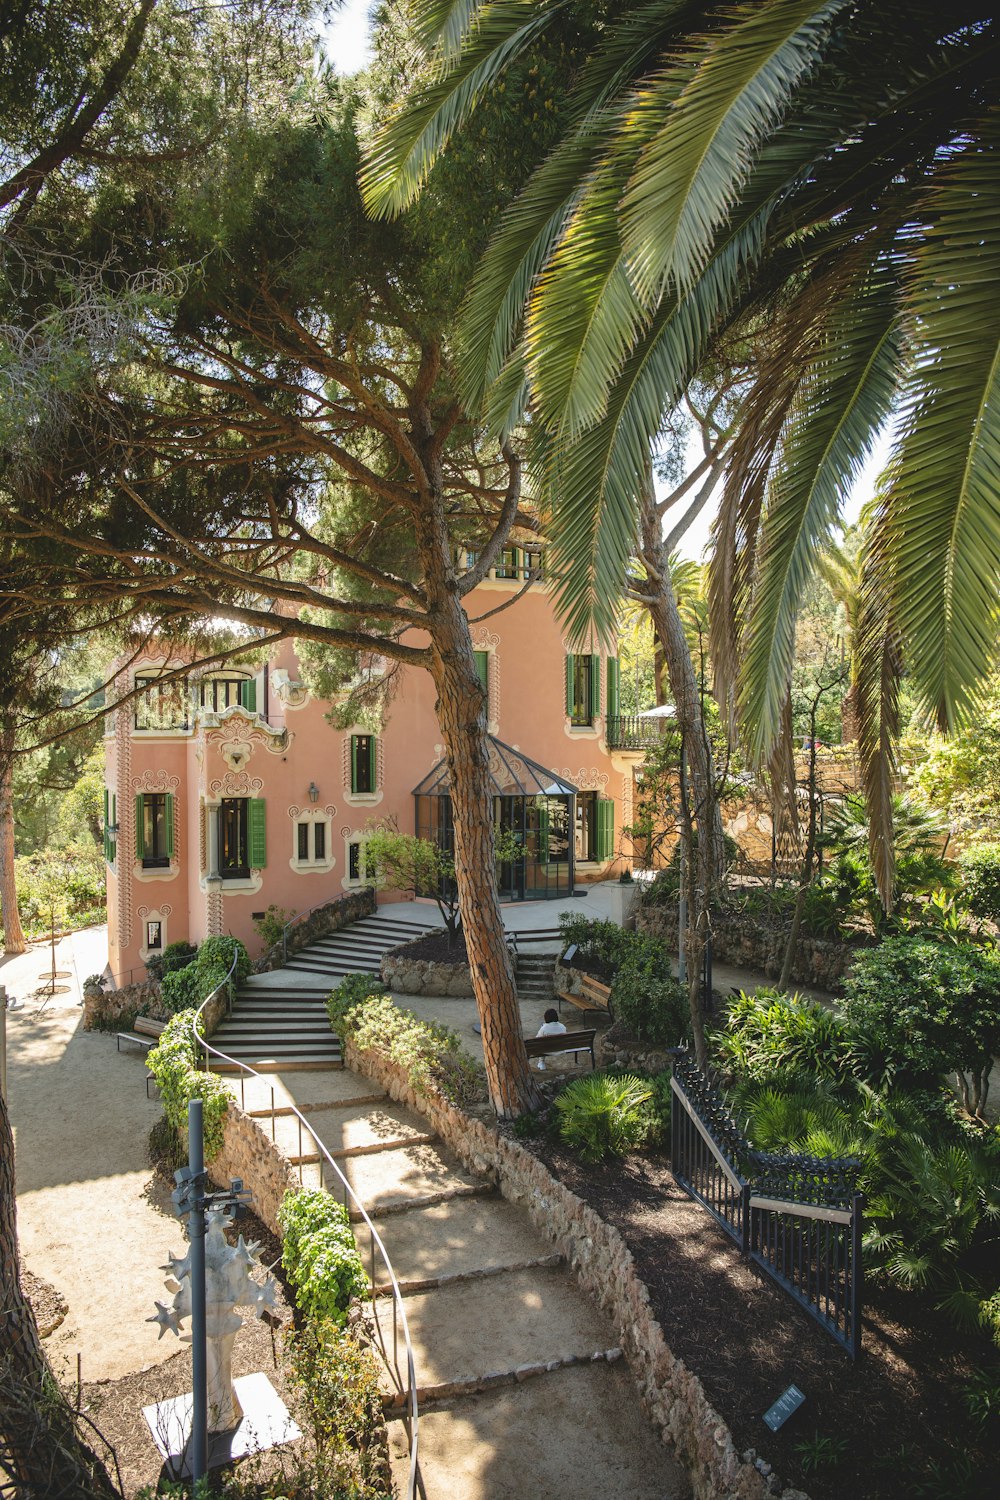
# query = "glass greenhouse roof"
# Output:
<box><xmin>412</xmin><ymin>737</ymin><xmax>579</xmax><ymax>799</ymax></box>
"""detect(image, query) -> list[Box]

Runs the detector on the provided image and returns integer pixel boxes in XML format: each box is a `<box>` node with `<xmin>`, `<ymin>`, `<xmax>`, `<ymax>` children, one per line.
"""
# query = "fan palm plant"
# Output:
<box><xmin>366</xmin><ymin>1</ymin><xmax>999</xmax><ymax>903</ymax></box>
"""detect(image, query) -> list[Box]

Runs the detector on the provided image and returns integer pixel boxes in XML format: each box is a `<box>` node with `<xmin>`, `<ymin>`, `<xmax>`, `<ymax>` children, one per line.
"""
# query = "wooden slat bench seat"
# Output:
<box><xmin>555</xmin><ymin>970</ymin><xmax>613</xmax><ymax>1020</ymax></box>
<box><xmin>524</xmin><ymin>1028</ymin><xmax>597</xmax><ymax>1069</ymax></box>
<box><xmin>116</xmin><ymin>1015</ymin><xmax>166</xmax><ymax>1054</ymax></box>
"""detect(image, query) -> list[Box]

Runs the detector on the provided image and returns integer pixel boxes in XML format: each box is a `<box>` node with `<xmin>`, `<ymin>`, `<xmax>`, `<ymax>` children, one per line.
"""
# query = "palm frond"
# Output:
<box><xmin>620</xmin><ymin>0</ymin><xmax>847</xmax><ymax>304</ymax></box>
<box><xmin>362</xmin><ymin>1</ymin><xmax>563</xmax><ymax>218</ymax></box>
<box><xmin>411</xmin><ymin>0</ymin><xmax>484</xmax><ymax>60</ymax></box>
<box><xmin>883</xmin><ymin>110</ymin><xmax>1000</xmax><ymax>730</ymax></box>
<box><xmin>736</xmin><ymin>252</ymin><xmax>904</xmax><ymax>761</ymax></box>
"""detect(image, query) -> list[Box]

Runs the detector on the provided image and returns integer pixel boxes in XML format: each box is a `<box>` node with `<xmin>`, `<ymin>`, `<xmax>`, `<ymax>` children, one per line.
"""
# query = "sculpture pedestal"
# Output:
<box><xmin>143</xmin><ymin>1372</ymin><xmax>300</xmax><ymax>1479</ymax></box>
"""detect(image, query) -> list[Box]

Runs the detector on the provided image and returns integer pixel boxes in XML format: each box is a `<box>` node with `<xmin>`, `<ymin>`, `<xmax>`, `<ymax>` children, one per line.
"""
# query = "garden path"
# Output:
<box><xmin>234</xmin><ymin>1064</ymin><xmax>691</xmax><ymax>1500</ymax></box>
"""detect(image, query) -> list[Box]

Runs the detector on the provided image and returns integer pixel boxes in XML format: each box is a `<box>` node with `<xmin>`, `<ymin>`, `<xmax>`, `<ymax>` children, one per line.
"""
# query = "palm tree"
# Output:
<box><xmin>365</xmin><ymin>1</ymin><xmax>999</xmax><ymax>902</ymax></box>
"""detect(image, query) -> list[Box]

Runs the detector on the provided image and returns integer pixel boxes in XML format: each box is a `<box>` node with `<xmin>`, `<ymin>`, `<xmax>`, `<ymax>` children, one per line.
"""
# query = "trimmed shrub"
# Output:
<box><xmin>329</xmin><ymin>980</ymin><xmax>485</xmax><ymax>1105</ymax></box>
<box><xmin>160</xmin><ymin>935</ymin><xmax>249</xmax><ymax>1015</ymax></box>
<box><xmin>146</xmin><ymin>940</ymin><xmax>198</xmax><ymax>982</ymax></box>
<box><xmin>842</xmin><ymin>936</ymin><xmax>1000</xmax><ymax>1112</ymax></box>
<box><xmin>146</xmin><ymin>1010</ymin><xmax>229</xmax><ymax>1160</ymax></box>
<box><xmin>554</xmin><ymin>1072</ymin><xmax>653</xmax><ymax>1161</ymax></box>
<box><xmin>558</xmin><ymin>915</ymin><xmax>688</xmax><ymax>1044</ymax></box>
<box><xmin>277</xmin><ymin>1189</ymin><xmax>367</xmax><ymax>1327</ymax></box>
<box><xmin>960</xmin><ymin>844</ymin><xmax>1000</xmax><ymax>924</ymax></box>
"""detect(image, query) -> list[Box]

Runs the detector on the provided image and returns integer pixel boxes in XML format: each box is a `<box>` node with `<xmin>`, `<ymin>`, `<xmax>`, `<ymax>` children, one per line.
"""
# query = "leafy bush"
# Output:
<box><xmin>843</xmin><ymin>936</ymin><xmax>1000</xmax><ymax>1113</ymax></box>
<box><xmin>252</xmin><ymin>903</ymin><xmax>293</xmax><ymax>950</ymax></box>
<box><xmin>960</xmin><ymin>844</ymin><xmax>1000</xmax><ymax>924</ymax></box>
<box><xmin>286</xmin><ymin>1317</ymin><xmax>391</xmax><ymax>1496</ymax></box>
<box><xmin>327</xmin><ymin>971</ymin><xmax>387</xmax><ymax>1034</ymax></box>
<box><xmin>554</xmin><ymin>1072</ymin><xmax>653</xmax><ymax>1161</ymax></box>
<box><xmin>146</xmin><ymin>1010</ymin><xmax>229</xmax><ymax>1160</ymax></box>
<box><xmin>12</xmin><ymin>841</ymin><xmax>105</xmax><ymax>937</ymax></box>
<box><xmin>558</xmin><ymin>915</ymin><xmax>688</xmax><ymax>1044</ymax></box>
<box><xmin>713</xmin><ymin>989</ymin><xmax>853</xmax><ymax>1084</ymax></box>
<box><xmin>146</xmin><ymin>940</ymin><xmax>198</xmax><ymax>982</ymax></box>
<box><xmin>612</xmin><ymin>955</ymin><xmax>689</xmax><ymax>1046</ymax></box>
<box><xmin>160</xmin><ymin>935</ymin><xmax>249</xmax><ymax>1015</ymax></box>
<box><xmin>329</xmin><ymin>982</ymin><xmax>485</xmax><ymax>1105</ymax></box>
<box><xmin>277</xmin><ymin>1189</ymin><xmax>367</xmax><ymax>1326</ymax></box>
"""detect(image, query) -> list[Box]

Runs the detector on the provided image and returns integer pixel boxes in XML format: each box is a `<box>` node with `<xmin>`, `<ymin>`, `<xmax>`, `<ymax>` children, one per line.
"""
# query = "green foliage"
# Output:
<box><xmin>146</xmin><ymin>1010</ymin><xmax>229</xmax><ymax>1161</ymax></box>
<box><xmin>820</xmin><ymin>794</ymin><xmax>955</xmax><ymax>929</ymax></box>
<box><xmin>960</xmin><ymin>844</ymin><xmax>1000</xmax><ymax>924</ymax></box>
<box><xmin>326</xmin><ymin>972</ymin><xmax>388</xmax><ymax>1035</ymax></box>
<box><xmin>554</xmin><ymin>1072</ymin><xmax>653</xmax><ymax>1162</ymax></box>
<box><xmin>160</xmin><ymin>935</ymin><xmax>249</xmax><ymax>1014</ymax></box>
<box><xmin>713</xmin><ymin>989</ymin><xmax>853</xmax><ymax>1085</ymax></box>
<box><xmin>329</xmin><ymin>983</ymin><xmax>486</xmax><ymax>1106</ymax></box>
<box><xmin>12</xmin><ymin>842</ymin><xmax>105</xmax><ymax>937</ymax></box>
<box><xmin>978</xmin><ymin>1291</ymin><xmax>1000</xmax><ymax>1351</ymax></box>
<box><xmin>964</xmin><ymin>1367</ymin><xmax>1000</xmax><ymax>1427</ymax></box>
<box><xmin>252</xmin><ymin>904</ymin><xmax>293</xmax><ymax>950</ymax></box>
<box><xmin>843</xmin><ymin>937</ymin><xmax>1000</xmax><ymax>1103</ymax></box>
<box><xmin>794</xmin><ymin>1432</ymin><xmax>848</xmax><ymax>1475</ymax></box>
<box><xmin>285</xmin><ymin>1317</ymin><xmax>391</xmax><ymax>1498</ymax></box>
<box><xmin>277</xmin><ymin>1189</ymin><xmax>367</xmax><ymax>1328</ymax></box>
<box><xmin>557</xmin><ymin>915</ymin><xmax>689</xmax><ymax>1045</ymax></box>
<box><xmin>146</xmin><ymin>940</ymin><xmax>199</xmax><ymax>982</ymax></box>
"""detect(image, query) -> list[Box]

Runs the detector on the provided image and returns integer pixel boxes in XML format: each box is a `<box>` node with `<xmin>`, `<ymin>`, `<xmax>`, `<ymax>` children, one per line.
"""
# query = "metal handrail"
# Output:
<box><xmin>191</xmin><ymin>965</ymin><xmax>421</xmax><ymax>1500</ymax></box>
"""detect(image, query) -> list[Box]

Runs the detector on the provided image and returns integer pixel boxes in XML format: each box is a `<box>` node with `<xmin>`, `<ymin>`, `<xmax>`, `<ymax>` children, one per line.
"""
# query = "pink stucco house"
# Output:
<box><xmin>104</xmin><ymin>548</ymin><xmax>660</xmax><ymax>980</ymax></box>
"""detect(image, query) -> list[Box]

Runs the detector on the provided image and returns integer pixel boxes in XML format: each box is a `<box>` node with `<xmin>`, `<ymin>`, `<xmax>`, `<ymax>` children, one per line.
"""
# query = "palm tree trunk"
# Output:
<box><xmin>0</xmin><ymin>724</ymin><xmax>26</xmax><ymax>955</ymax></box>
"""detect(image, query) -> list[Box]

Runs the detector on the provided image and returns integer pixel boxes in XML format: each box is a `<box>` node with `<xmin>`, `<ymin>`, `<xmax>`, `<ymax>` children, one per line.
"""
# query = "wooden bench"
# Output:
<box><xmin>116</xmin><ymin>1015</ymin><xmax>166</xmax><ymax>1054</ymax></box>
<box><xmin>524</xmin><ymin>1029</ymin><xmax>597</xmax><ymax>1070</ymax></box>
<box><xmin>556</xmin><ymin>970</ymin><xmax>614</xmax><ymax>1021</ymax></box>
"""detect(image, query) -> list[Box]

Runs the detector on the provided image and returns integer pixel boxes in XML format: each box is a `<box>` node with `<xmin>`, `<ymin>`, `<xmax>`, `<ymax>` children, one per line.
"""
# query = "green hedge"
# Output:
<box><xmin>160</xmin><ymin>935</ymin><xmax>250</xmax><ymax>1015</ymax></box>
<box><xmin>146</xmin><ymin>1009</ymin><xmax>229</xmax><ymax>1160</ymax></box>
<box><xmin>328</xmin><ymin>974</ymin><xmax>485</xmax><ymax>1105</ymax></box>
<box><xmin>277</xmin><ymin>1189</ymin><xmax>367</xmax><ymax>1326</ymax></box>
<box><xmin>558</xmin><ymin>915</ymin><xmax>689</xmax><ymax>1046</ymax></box>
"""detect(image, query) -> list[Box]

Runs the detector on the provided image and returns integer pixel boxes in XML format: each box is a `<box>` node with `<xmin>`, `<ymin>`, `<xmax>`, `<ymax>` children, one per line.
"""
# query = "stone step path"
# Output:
<box><xmin>229</xmin><ymin>1063</ymin><xmax>690</xmax><ymax>1500</ymax></box>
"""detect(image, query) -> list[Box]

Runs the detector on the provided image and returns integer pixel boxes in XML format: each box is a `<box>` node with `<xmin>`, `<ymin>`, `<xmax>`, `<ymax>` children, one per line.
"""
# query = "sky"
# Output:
<box><xmin>318</xmin><ymin>2</ymin><xmax>896</xmax><ymax>560</ymax></box>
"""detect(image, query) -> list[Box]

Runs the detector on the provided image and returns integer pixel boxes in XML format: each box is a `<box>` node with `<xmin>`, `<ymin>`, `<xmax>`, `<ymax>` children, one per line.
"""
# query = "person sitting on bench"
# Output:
<box><xmin>533</xmin><ymin>1008</ymin><xmax>567</xmax><ymax>1070</ymax></box>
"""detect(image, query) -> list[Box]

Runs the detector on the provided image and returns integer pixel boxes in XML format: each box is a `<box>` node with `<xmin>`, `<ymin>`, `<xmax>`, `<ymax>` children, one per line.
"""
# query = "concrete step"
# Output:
<box><xmin>336</xmin><ymin>1139</ymin><xmax>481</xmax><ymax>1216</ymax></box>
<box><xmin>373</xmin><ymin>1264</ymin><xmax>618</xmax><ymax>1396</ymax></box>
<box><xmin>387</xmin><ymin>1360</ymin><xmax>691</xmax><ymax>1500</ymax></box>
<box><xmin>268</xmin><ymin>1101</ymin><xmax>432</xmax><ymax>1160</ymax></box>
<box><xmin>367</xmin><ymin>1195</ymin><xmax>551</xmax><ymax>1286</ymax></box>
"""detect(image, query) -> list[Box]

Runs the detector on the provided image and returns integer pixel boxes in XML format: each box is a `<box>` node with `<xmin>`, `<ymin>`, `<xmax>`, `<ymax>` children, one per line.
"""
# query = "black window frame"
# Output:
<box><xmin>570</xmin><ymin>656</ymin><xmax>594</xmax><ymax>727</ymax></box>
<box><xmin>313</xmin><ymin>821</ymin><xmax>326</xmax><ymax>862</ymax></box>
<box><xmin>134</xmin><ymin>674</ymin><xmax>189</xmax><ymax>732</ymax></box>
<box><xmin>297</xmin><ymin>821</ymin><xmax>310</xmax><ymax>862</ymax></box>
<box><xmin>200</xmin><ymin>675</ymin><xmax>247</xmax><ymax>713</ymax></box>
<box><xmin>142</xmin><ymin>793</ymin><xmax>171</xmax><ymax>868</ymax></box>
<box><xmin>352</xmin><ymin>734</ymin><xmax>376</xmax><ymax>794</ymax></box>
<box><xmin>349</xmin><ymin>841</ymin><xmax>362</xmax><ymax>882</ymax></box>
<box><xmin>219</xmin><ymin>797</ymin><xmax>250</xmax><ymax>880</ymax></box>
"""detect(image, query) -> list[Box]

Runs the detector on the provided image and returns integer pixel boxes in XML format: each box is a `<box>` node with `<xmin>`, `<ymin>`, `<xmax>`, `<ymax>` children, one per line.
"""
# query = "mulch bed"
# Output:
<box><xmin>388</xmin><ymin>927</ymin><xmax>468</xmax><ymax>964</ymax></box>
<box><xmin>524</xmin><ymin>1137</ymin><xmax>994</xmax><ymax>1499</ymax></box>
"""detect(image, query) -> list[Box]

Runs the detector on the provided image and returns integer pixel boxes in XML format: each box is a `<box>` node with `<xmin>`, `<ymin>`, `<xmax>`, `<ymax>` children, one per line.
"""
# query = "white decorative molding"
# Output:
<box><xmin>207</xmin><ymin>708</ymin><xmax>288</xmax><ymax>757</ymax></box>
<box><xmin>557</xmin><ymin>767</ymin><xmax>610</xmax><ymax>792</ymax></box>
<box><xmin>287</xmin><ymin>804</ymin><xmax>337</xmax><ymax>875</ymax></box>
<box><xmin>270</xmin><ymin>668</ymin><xmax>309</xmax><ymax>710</ymax></box>
<box><xmin>131</xmin><ymin>770</ymin><xmax>181</xmax><ymax>883</ymax></box>
<box><xmin>137</xmin><ymin>903</ymin><xmax>172</xmax><ymax>965</ymax></box>
<box><xmin>209</xmin><ymin>771</ymin><xmax>265</xmax><ymax>798</ymax></box>
<box><xmin>132</xmin><ymin>770</ymin><xmax>180</xmax><ymax>794</ymax></box>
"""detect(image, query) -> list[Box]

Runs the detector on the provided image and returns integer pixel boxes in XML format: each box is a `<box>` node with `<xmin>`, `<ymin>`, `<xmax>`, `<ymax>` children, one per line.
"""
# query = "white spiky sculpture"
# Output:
<box><xmin>149</xmin><ymin>1210</ymin><xmax>279</xmax><ymax>1431</ymax></box>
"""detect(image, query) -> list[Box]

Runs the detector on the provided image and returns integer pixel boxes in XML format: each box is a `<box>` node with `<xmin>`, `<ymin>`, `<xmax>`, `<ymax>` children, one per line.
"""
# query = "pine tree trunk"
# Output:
<box><xmin>0</xmin><ymin>726</ymin><xmax>26</xmax><ymax>955</ymax></box>
<box><xmin>415</xmin><ymin>458</ymin><xmax>540</xmax><ymax>1119</ymax></box>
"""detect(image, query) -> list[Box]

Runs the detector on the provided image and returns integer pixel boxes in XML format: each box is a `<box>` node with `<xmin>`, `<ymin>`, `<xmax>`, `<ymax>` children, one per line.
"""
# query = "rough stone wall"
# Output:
<box><xmin>256</xmin><ymin>886</ymin><xmax>377</xmax><ymax>971</ymax></box>
<box><xmin>343</xmin><ymin>1036</ymin><xmax>808</xmax><ymax>1500</ymax></box>
<box><xmin>380</xmin><ymin>952</ymin><xmax>474</xmax><ymax>997</ymax></box>
<box><xmin>638</xmin><ymin>903</ymin><xmax>864</xmax><ymax>991</ymax></box>
<box><xmin>83</xmin><ymin>978</ymin><xmax>162</xmax><ymax>1030</ymax></box>
<box><xmin>209</xmin><ymin>1099</ymin><xmax>299</xmax><ymax>1234</ymax></box>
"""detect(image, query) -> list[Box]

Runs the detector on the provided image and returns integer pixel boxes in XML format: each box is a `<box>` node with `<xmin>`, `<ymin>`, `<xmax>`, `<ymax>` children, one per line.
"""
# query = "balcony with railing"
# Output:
<box><xmin>605</xmin><ymin>713</ymin><xmax>673</xmax><ymax>751</ymax></box>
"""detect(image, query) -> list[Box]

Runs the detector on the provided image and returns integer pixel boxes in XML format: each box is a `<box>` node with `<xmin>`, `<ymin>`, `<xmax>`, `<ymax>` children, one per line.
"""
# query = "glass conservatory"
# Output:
<box><xmin>412</xmin><ymin>737</ymin><xmax>578</xmax><ymax>900</ymax></box>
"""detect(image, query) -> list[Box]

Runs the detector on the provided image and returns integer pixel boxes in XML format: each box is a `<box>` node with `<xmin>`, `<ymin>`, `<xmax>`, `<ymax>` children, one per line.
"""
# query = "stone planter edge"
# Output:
<box><xmin>343</xmin><ymin>1034</ymin><xmax>808</xmax><ymax>1500</ymax></box>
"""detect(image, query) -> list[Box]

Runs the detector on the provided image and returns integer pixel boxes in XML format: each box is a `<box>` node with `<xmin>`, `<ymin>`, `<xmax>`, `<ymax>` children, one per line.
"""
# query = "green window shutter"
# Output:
<box><xmin>538</xmin><ymin>805</ymin><xmax>550</xmax><ymax>865</ymax></box>
<box><xmin>368</xmin><ymin>736</ymin><xmax>377</xmax><ymax>789</ymax></box>
<box><xmin>249</xmin><ymin>798</ymin><xmax>267</xmax><ymax>867</ymax></box>
<box><xmin>135</xmin><ymin>793</ymin><xmax>146</xmax><ymax>859</ymax></box>
<box><xmin>606</xmin><ymin>658</ymin><xmax>620</xmax><ymax>721</ymax></box>
<box><xmin>239</xmin><ymin>677</ymin><xmax>257</xmax><ymax>712</ymax></box>
<box><xmin>589</xmin><ymin>654</ymin><xmax>601</xmax><ymax>721</ymax></box>
<box><xmin>474</xmin><ymin>651</ymin><xmax>489</xmax><ymax>692</ymax></box>
<box><xmin>595</xmin><ymin>798</ymin><xmax>615</xmax><ymax>861</ymax></box>
<box><xmin>565</xmin><ymin>655</ymin><xmax>575</xmax><ymax>717</ymax></box>
<box><xmin>103</xmin><ymin>788</ymin><xmax>109</xmax><ymax>861</ymax></box>
<box><xmin>350</xmin><ymin>735</ymin><xmax>358</xmax><ymax>793</ymax></box>
<box><xmin>164</xmin><ymin>793</ymin><xmax>175</xmax><ymax>858</ymax></box>
<box><xmin>110</xmin><ymin>793</ymin><xmax>116</xmax><ymax>863</ymax></box>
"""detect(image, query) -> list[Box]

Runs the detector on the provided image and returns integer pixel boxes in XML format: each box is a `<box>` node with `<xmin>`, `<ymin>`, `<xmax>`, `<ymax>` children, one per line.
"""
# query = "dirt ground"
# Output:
<box><xmin>6</xmin><ymin>986</ymin><xmax>180</xmax><ymax>1383</ymax></box>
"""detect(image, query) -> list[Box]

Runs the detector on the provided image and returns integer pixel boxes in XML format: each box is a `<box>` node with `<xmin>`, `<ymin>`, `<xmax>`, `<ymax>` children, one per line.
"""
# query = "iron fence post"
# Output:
<box><xmin>850</xmin><ymin>1192</ymin><xmax>864</xmax><ymax>1361</ymax></box>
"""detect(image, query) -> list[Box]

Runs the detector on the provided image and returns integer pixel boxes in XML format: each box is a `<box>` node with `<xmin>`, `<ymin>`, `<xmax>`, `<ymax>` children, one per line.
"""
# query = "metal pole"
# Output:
<box><xmin>188</xmin><ymin>1099</ymin><xmax>208</xmax><ymax>1485</ymax></box>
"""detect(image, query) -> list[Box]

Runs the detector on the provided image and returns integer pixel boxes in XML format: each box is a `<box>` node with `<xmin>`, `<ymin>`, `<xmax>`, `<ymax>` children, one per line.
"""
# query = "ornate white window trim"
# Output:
<box><xmin>288</xmin><ymin>803</ymin><xmax>337</xmax><ymax>874</ymax></box>
<box><xmin>138</xmin><ymin>904</ymin><xmax>172</xmax><ymax>965</ymax></box>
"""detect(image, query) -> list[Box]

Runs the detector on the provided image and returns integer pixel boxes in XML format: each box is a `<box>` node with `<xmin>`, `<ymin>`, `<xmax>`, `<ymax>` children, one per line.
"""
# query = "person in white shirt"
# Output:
<box><xmin>534</xmin><ymin>1008</ymin><xmax>567</xmax><ymax>1069</ymax></box>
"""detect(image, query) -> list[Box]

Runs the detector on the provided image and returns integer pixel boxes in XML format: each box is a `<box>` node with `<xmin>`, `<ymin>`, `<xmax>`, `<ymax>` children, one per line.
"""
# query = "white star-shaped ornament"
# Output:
<box><xmin>147</xmin><ymin>1301</ymin><xmax>183</xmax><ymax>1340</ymax></box>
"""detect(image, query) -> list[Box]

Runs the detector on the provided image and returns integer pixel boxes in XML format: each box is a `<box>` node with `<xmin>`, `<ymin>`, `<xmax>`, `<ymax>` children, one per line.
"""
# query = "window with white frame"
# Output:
<box><xmin>291</xmin><ymin>810</ymin><xmax>333</xmax><ymax>871</ymax></box>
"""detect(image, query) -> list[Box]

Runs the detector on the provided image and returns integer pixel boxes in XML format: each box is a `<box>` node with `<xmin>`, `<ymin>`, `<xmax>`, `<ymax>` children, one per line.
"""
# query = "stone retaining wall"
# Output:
<box><xmin>257</xmin><ymin>886</ymin><xmax>377</xmax><ymax>971</ymax></box>
<box><xmin>83</xmin><ymin>977</ymin><xmax>162</xmax><ymax>1030</ymax></box>
<box><xmin>638</xmin><ymin>902</ymin><xmax>863</xmax><ymax>991</ymax></box>
<box><xmin>343</xmin><ymin>1035</ymin><xmax>808</xmax><ymax>1500</ymax></box>
<box><xmin>380</xmin><ymin>950</ymin><xmax>474</xmax><ymax>997</ymax></box>
<box><xmin>209</xmin><ymin>1098</ymin><xmax>299</xmax><ymax>1234</ymax></box>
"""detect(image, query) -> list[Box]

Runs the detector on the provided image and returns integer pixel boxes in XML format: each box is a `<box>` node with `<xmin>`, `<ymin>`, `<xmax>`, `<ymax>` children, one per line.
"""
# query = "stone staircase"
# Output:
<box><xmin>228</xmin><ymin>1065</ymin><xmax>690</xmax><ymax>1500</ymax></box>
<box><xmin>209</xmin><ymin>912</ymin><xmax>436</xmax><ymax>1070</ymax></box>
<box><xmin>514</xmin><ymin>950</ymin><xmax>557</xmax><ymax>1004</ymax></box>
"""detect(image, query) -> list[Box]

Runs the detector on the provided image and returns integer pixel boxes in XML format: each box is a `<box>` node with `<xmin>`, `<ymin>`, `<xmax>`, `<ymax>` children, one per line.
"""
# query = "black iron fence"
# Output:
<box><xmin>670</xmin><ymin>1055</ymin><xmax>863</xmax><ymax>1358</ymax></box>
